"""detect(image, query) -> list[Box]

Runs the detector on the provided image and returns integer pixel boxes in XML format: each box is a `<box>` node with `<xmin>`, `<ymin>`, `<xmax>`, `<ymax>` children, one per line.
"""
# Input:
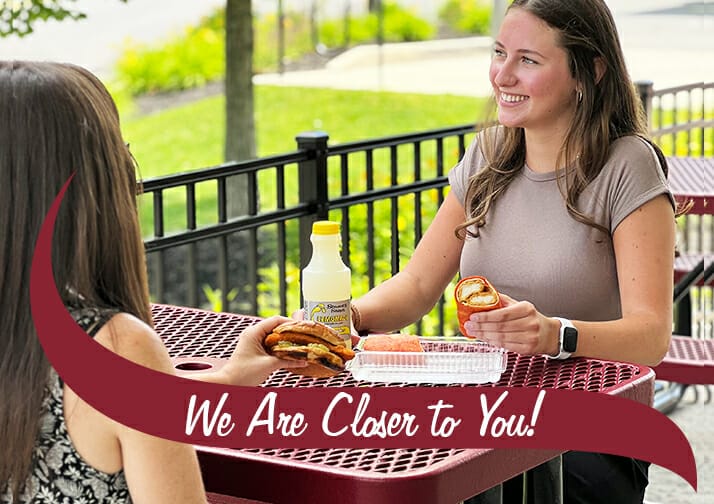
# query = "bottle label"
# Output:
<box><xmin>304</xmin><ymin>299</ymin><xmax>351</xmax><ymax>341</ymax></box>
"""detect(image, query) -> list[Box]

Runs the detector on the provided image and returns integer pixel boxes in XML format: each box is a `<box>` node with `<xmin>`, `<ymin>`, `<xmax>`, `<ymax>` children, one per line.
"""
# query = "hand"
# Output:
<box><xmin>222</xmin><ymin>316</ymin><xmax>307</xmax><ymax>386</ymax></box>
<box><xmin>462</xmin><ymin>294</ymin><xmax>560</xmax><ymax>356</ymax></box>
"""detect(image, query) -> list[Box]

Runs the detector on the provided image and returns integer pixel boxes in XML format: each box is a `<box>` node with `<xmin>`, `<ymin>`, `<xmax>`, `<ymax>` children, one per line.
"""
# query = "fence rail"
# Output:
<box><xmin>142</xmin><ymin>124</ymin><xmax>474</xmax><ymax>335</ymax></box>
<box><xmin>142</xmin><ymin>81</ymin><xmax>712</xmax><ymax>336</ymax></box>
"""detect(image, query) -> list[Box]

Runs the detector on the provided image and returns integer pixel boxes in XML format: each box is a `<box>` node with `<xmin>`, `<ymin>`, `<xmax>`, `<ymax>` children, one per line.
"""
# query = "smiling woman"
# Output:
<box><xmin>489</xmin><ymin>9</ymin><xmax>580</xmax><ymax>138</ymax></box>
<box><xmin>347</xmin><ymin>0</ymin><xmax>682</xmax><ymax>503</ymax></box>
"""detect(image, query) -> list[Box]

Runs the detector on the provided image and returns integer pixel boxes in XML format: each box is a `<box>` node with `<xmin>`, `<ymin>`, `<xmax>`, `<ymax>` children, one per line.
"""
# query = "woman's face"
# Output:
<box><xmin>489</xmin><ymin>8</ymin><xmax>578</xmax><ymax>136</ymax></box>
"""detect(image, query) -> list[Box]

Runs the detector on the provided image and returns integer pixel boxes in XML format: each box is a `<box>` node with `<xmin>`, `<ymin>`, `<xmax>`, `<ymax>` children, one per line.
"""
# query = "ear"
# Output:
<box><xmin>594</xmin><ymin>56</ymin><xmax>606</xmax><ymax>84</ymax></box>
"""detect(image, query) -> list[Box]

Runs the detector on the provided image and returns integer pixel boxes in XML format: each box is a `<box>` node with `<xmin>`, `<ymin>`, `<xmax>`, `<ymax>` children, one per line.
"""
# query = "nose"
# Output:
<box><xmin>491</xmin><ymin>59</ymin><xmax>517</xmax><ymax>88</ymax></box>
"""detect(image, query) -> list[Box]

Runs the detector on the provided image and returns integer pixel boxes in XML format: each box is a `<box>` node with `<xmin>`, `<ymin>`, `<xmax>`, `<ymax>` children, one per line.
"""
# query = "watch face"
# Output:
<box><xmin>563</xmin><ymin>327</ymin><xmax>578</xmax><ymax>352</ymax></box>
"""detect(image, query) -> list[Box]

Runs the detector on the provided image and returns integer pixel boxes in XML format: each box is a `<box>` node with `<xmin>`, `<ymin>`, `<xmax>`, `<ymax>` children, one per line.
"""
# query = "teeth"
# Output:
<box><xmin>501</xmin><ymin>93</ymin><xmax>528</xmax><ymax>103</ymax></box>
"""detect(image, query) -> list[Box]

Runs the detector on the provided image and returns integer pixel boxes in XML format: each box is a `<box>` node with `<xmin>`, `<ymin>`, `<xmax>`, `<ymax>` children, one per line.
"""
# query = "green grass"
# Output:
<box><xmin>121</xmin><ymin>85</ymin><xmax>486</xmax><ymax>176</ymax></box>
<box><xmin>119</xmin><ymin>85</ymin><xmax>486</xmax><ymax>236</ymax></box>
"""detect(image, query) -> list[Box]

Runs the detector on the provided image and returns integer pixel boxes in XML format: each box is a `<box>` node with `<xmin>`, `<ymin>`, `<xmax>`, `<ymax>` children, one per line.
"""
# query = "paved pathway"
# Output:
<box><xmin>644</xmin><ymin>388</ymin><xmax>713</xmax><ymax>503</ymax></box>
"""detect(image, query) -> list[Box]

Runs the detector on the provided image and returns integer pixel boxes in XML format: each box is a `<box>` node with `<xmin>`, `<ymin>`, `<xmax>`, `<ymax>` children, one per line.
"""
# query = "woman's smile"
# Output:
<box><xmin>499</xmin><ymin>92</ymin><xmax>529</xmax><ymax>105</ymax></box>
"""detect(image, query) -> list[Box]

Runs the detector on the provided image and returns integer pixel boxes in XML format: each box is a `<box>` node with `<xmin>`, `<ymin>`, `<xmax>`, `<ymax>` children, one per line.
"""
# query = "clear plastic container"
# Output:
<box><xmin>346</xmin><ymin>337</ymin><xmax>507</xmax><ymax>384</ymax></box>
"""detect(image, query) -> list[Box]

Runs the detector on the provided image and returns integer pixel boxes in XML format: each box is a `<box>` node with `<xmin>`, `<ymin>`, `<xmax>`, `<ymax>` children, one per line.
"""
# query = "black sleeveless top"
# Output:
<box><xmin>1</xmin><ymin>307</ymin><xmax>131</xmax><ymax>503</ymax></box>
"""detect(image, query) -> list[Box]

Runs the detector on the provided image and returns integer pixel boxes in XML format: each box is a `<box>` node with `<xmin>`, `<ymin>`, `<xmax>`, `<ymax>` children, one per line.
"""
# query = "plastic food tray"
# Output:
<box><xmin>346</xmin><ymin>337</ymin><xmax>507</xmax><ymax>384</ymax></box>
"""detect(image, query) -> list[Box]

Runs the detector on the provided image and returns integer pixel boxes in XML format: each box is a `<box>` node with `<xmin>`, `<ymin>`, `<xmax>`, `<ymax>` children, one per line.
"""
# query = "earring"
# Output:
<box><xmin>577</xmin><ymin>89</ymin><xmax>583</xmax><ymax>103</ymax></box>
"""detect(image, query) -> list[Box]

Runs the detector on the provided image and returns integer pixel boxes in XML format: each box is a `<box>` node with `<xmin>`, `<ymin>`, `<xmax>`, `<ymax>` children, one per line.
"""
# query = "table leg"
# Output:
<box><xmin>462</xmin><ymin>484</ymin><xmax>503</xmax><ymax>504</ymax></box>
<box><xmin>675</xmin><ymin>292</ymin><xmax>692</xmax><ymax>336</ymax></box>
<box><xmin>524</xmin><ymin>456</ymin><xmax>563</xmax><ymax>504</ymax></box>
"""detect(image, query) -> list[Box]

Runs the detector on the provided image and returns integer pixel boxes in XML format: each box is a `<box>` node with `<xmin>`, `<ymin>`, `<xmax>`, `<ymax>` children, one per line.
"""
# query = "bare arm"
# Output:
<box><xmin>353</xmin><ymin>191</ymin><xmax>465</xmax><ymax>333</ymax></box>
<box><xmin>92</xmin><ymin>314</ymin><xmax>208</xmax><ymax>503</ymax></box>
<box><xmin>464</xmin><ymin>195</ymin><xmax>675</xmax><ymax>366</ymax></box>
<box><xmin>193</xmin><ymin>316</ymin><xmax>308</xmax><ymax>386</ymax></box>
<box><xmin>576</xmin><ymin>193</ymin><xmax>675</xmax><ymax>364</ymax></box>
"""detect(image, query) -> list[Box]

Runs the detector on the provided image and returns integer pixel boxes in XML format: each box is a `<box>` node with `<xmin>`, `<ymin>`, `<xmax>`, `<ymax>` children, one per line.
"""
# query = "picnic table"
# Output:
<box><xmin>151</xmin><ymin>304</ymin><xmax>655</xmax><ymax>504</ymax></box>
<box><xmin>668</xmin><ymin>156</ymin><xmax>714</xmax><ymax>216</ymax></box>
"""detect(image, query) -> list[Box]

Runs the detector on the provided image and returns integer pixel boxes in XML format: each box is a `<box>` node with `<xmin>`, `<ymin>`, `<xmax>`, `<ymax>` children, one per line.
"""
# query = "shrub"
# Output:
<box><xmin>320</xmin><ymin>2</ymin><xmax>434</xmax><ymax>48</ymax></box>
<box><xmin>115</xmin><ymin>10</ymin><xmax>224</xmax><ymax>95</ymax></box>
<box><xmin>438</xmin><ymin>0</ymin><xmax>491</xmax><ymax>35</ymax></box>
<box><xmin>115</xmin><ymin>3</ymin><xmax>436</xmax><ymax>97</ymax></box>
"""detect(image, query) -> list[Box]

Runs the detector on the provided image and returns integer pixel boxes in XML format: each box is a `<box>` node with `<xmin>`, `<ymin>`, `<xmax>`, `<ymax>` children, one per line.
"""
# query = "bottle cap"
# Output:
<box><xmin>312</xmin><ymin>220</ymin><xmax>340</xmax><ymax>235</ymax></box>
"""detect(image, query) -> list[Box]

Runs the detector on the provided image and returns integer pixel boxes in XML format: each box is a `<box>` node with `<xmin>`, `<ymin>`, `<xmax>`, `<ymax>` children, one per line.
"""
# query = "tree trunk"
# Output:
<box><xmin>224</xmin><ymin>0</ymin><xmax>254</xmax><ymax>221</ymax></box>
<box><xmin>223</xmin><ymin>0</ymin><xmax>255</xmax><ymax>313</ymax></box>
<box><xmin>225</xmin><ymin>0</ymin><xmax>256</xmax><ymax>163</ymax></box>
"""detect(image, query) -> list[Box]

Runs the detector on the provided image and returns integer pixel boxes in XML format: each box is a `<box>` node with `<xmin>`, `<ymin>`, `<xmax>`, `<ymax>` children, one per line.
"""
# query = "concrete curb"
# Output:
<box><xmin>326</xmin><ymin>36</ymin><xmax>493</xmax><ymax>70</ymax></box>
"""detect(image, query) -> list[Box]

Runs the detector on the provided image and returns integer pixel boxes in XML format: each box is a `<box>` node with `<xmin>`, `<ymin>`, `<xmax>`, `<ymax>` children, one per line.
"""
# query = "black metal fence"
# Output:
<box><xmin>142</xmin><ymin>80</ymin><xmax>712</xmax><ymax>336</ymax></box>
<box><xmin>142</xmin><ymin>125</ymin><xmax>474</xmax><ymax>336</ymax></box>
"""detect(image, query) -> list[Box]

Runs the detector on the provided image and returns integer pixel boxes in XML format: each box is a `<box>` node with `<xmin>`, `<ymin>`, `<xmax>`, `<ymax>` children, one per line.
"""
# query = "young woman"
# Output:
<box><xmin>350</xmin><ymin>0</ymin><xmax>678</xmax><ymax>502</ymax></box>
<box><xmin>0</xmin><ymin>61</ymin><xmax>304</xmax><ymax>503</ymax></box>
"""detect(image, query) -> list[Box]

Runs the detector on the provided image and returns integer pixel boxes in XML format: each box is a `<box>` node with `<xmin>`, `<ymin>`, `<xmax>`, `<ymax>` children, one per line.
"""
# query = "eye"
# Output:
<box><xmin>521</xmin><ymin>56</ymin><xmax>538</xmax><ymax>65</ymax></box>
<box><xmin>492</xmin><ymin>48</ymin><xmax>506</xmax><ymax>58</ymax></box>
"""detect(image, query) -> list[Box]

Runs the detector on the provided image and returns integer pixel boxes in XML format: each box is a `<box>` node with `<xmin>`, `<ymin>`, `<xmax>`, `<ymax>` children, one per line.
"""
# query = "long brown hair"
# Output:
<box><xmin>456</xmin><ymin>0</ymin><xmax>672</xmax><ymax>238</ymax></box>
<box><xmin>0</xmin><ymin>61</ymin><xmax>152</xmax><ymax>499</ymax></box>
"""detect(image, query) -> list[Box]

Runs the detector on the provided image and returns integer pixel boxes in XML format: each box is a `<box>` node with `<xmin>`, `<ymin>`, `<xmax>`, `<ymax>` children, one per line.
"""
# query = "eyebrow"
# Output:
<box><xmin>494</xmin><ymin>41</ymin><xmax>547</xmax><ymax>59</ymax></box>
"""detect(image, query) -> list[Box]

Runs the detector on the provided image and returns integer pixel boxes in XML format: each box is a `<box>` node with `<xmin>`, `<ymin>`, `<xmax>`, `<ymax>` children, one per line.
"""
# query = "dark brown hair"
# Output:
<box><xmin>0</xmin><ymin>61</ymin><xmax>151</xmax><ymax>499</ymax></box>
<box><xmin>456</xmin><ymin>0</ymin><xmax>677</xmax><ymax>239</ymax></box>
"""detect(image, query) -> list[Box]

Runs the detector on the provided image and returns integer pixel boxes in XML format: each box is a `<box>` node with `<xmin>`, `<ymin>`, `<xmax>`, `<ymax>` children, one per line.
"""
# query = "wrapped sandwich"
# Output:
<box><xmin>454</xmin><ymin>275</ymin><xmax>503</xmax><ymax>336</ymax></box>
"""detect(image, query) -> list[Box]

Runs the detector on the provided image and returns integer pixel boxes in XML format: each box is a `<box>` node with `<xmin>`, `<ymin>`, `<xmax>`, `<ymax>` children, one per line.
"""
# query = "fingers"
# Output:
<box><xmin>464</xmin><ymin>300</ymin><xmax>544</xmax><ymax>354</ymax></box>
<box><xmin>497</xmin><ymin>293</ymin><xmax>517</xmax><ymax>306</ymax></box>
<box><xmin>254</xmin><ymin>315</ymin><xmax>291</xmax><ymax>333</ymax></box>
<box><xmin>274</xmin><ymin>357</ymin><xmax>308</xmax><ymax>369</ymax></box>
<box><xmin>468</xmin><ymin>300</ymin><xmax>536</xmax><ymax>323</ymax></box>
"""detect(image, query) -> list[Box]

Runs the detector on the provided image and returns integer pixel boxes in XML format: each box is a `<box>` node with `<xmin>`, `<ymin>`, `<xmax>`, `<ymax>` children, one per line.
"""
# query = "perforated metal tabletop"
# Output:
<box><xmin>654</xmin><ymin>335</ymin><xmax>714</xmax><ymax>384</ymax></box>
<box><xmin>152</xmin><ymin>304</ymin><xmax>655</xmax><ymax>504</ymax></box>
<box><xmin>668</xmin><ymin>156</ymin><xmax>714</xmax><ymax>216</ymax></box>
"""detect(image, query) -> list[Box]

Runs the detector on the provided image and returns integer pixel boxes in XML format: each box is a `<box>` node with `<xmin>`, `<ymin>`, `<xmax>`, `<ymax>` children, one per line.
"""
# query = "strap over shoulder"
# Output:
<box><xmin>68</xmin><ymin>306</ymin><xmax>119</xmax><ymax>337</ymax></box>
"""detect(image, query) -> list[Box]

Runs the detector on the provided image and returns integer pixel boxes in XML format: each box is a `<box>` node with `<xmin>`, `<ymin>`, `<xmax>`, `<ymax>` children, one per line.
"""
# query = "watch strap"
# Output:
<box><xmin>545</xmin><ymin>317</ymin><xmax>577</xmax><ymax>360</ymax></box>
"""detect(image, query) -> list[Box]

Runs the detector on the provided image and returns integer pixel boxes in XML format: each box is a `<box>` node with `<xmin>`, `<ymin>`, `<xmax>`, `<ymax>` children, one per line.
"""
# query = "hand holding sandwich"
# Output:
<box><xmin>462</xmin><ymin>293</ymin><xmax>560</xmax><ymax>357</ymax></box>
<box><xmin>218</xmin><ymin>316</ymin><xmax>309</xmax><ymax>386</ymax></box>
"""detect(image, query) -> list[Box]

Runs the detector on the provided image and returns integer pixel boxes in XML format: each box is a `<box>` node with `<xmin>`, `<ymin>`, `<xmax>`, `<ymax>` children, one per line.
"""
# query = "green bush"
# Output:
<box><xmin>115</xmin><ymin>10</ymin><xmax>224</xmax><ymax>95</ymax></box>
<box><xmin>438</xmin><ymin>0</ymin><xmax>491</xmax><ymax>35</ymax></box>
<box><xmin>320</xmin><ymin>2</ymin><xmax>434</xmax><ymax>47</ymax></box>
<box><xmin>115</xmin><ymin>3</ymin><xmax>436</xmax><ymax>97</ymax></box>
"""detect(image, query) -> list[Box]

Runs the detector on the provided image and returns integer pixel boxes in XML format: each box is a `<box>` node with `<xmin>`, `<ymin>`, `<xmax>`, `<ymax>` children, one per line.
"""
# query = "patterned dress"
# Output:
<box><xmin>1</xmin><ymin>307</ymin><xmax>131</xmax><ymax>503</ymax></box>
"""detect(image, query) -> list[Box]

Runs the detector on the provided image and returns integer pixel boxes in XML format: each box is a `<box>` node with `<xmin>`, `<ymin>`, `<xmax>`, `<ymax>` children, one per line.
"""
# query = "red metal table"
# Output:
<box><xmin>654</xmin><ymin>335</ymin><xmax>714</xmax><ymax>385</ymax></box>
<box><xmin>152</xmin><ymin>304</ymin><xmax>655</xmax><ymax>504</ymax></box>
<box><xmin>668</xmin><ymin>156</ymin><xmax>714</xmax><ymax>216</ymax></box>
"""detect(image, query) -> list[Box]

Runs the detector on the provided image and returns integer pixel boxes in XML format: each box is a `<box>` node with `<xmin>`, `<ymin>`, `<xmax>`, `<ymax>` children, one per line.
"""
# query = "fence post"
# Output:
<box><xmin>635</xmin><ymin>80</ymin><xmax>654</xmax><ymax>132</ymax></box>
<box><xmin>297</xmin><ymin>131</ymin><xmax>330</xmax><ymax>270</ymax></box>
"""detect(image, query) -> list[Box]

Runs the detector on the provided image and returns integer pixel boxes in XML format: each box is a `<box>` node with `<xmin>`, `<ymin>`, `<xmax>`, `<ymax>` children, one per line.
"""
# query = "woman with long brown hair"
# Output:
<box><xmin>0</xmin><ymin>61</ymin><xmax>304</xmax><ymax>503</ymax></box>
<box><xmin>350</xmin><ymin>0</ymin><xmax>680</xmax><ymax>502</ymax></box>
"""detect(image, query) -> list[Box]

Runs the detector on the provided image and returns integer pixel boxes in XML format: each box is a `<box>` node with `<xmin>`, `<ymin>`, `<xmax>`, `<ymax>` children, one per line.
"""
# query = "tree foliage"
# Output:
<box><xmin>0</xmin><ymin>0</ymin><xmax>126</xmax><ymax>37</ymax></box>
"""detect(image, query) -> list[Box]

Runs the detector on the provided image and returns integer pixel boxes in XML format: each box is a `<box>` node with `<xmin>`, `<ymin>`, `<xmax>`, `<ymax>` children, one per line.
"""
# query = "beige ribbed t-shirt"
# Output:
<box><xmin>448</xmin><ymin>134</ymin><xmax>674</xmax><ymax>321</ymax></box>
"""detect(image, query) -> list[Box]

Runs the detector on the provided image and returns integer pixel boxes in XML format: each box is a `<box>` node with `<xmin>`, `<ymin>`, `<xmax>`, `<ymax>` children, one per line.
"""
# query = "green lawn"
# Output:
<box><xmin>121</xmin><ymin>85</ymin><xmax>488</xmax><ymax>178</ymax></box>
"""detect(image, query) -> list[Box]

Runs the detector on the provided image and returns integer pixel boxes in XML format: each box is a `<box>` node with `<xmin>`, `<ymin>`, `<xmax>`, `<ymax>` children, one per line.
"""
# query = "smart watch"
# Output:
<box><xmin>546</xmin><ymin>317</ymin><xmax>578</xmax><ymax>360</ymax></box>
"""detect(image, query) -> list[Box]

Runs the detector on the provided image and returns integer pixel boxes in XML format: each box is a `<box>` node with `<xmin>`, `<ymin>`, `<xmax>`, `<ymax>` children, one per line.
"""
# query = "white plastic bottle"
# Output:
<box><xmin>302</xmin><ymin>220</ymin><xmax>352</xmax><ymax>348</ymax></box>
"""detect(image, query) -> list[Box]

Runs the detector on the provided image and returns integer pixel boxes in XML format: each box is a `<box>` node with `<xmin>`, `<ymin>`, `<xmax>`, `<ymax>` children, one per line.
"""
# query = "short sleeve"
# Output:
<box><xmin>606</xmin><ymin>136</ymin><xmax>676</xmax><ymax>233</ymax></box>
<box><xmin>448</xmin><ymin>134</ymin><xmax>485</xmax><ymax>205</ymax></box>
